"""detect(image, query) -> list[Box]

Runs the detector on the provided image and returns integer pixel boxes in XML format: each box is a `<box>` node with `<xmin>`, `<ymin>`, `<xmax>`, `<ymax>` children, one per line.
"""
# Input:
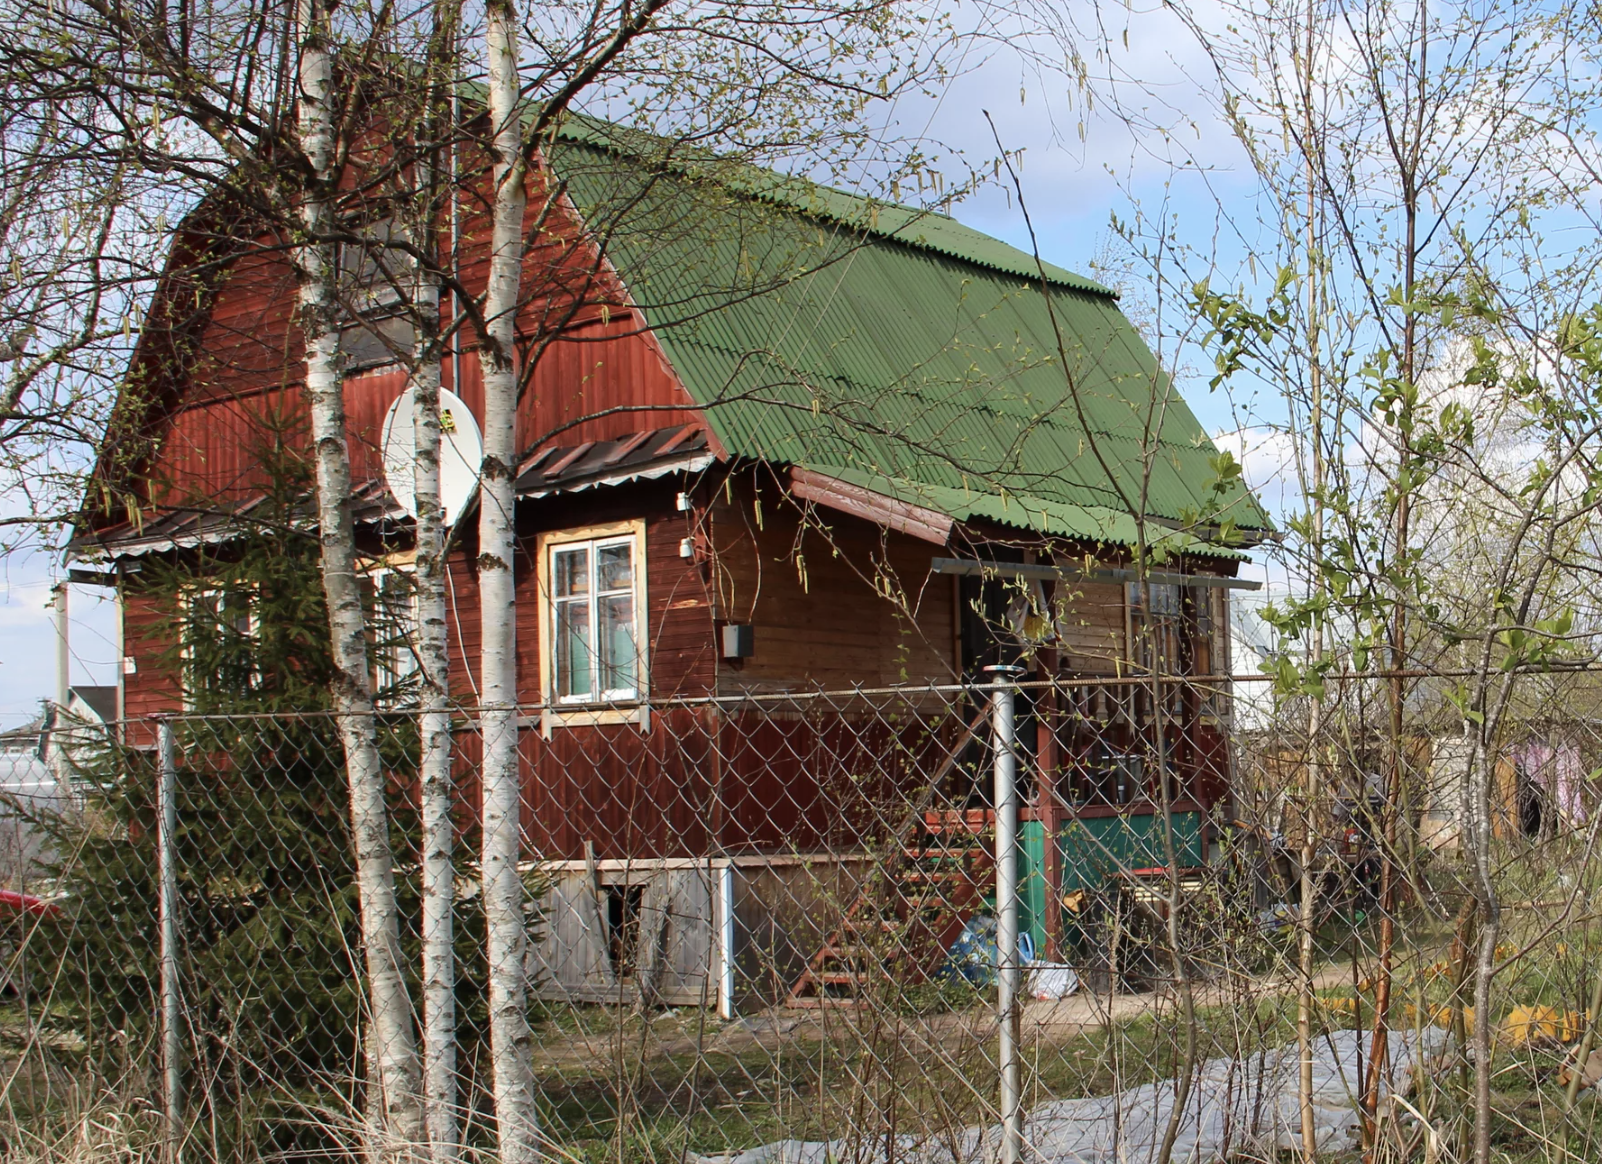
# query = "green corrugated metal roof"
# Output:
<box><xmin>545</xmin><ymin>124</ymin><xmax>1271</xmax><ymax>549</ymax></box>
<box><xmin>552</xmin><ymin>115</ymin><xmax>1111</xmax><ymax>296</ymax></box>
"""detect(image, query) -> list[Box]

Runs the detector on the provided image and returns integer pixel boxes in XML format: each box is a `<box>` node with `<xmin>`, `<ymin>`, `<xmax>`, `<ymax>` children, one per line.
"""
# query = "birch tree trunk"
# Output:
<box><xmin>294</xmin><ymin>0</ymin><xmax>425</xmax><ymax>1152</ymax></box>
<box><xmin>412</xmin><ymin>8</ymin><xmax>460</xmax><ymax>1158</ymax></box>
<box><xmin>480</xmin><ymin>3</ymin><xmax>538</xmax><ymax>1160</ymax></box>
<box><xmin>411</xmin><ymin>117</ymin><xmax>458</xmax><ymax>1164</ymax></box>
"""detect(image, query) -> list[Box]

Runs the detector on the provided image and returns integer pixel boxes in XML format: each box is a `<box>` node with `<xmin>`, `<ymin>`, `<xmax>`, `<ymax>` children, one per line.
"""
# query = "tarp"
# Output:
<box><xmin>691</xmin><ymin>1028</ymin><xmax>1445</xmax><ymax>1164</ymax></box>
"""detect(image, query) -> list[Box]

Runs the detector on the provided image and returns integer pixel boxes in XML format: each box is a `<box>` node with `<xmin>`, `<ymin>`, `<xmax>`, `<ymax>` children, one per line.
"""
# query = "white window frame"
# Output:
<box><xmin>361</xmin><ymin>556</ymin><xmax>421</xmax><ymax>706</ymax></box>
<box><xmin>535</xmin><ymin>520</ymin><xmax>649</xmax><ymax>734</ymax></box>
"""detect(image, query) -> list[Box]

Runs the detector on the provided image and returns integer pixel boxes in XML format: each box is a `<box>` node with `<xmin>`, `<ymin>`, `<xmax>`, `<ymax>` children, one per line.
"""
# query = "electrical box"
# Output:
<box><xmin>720</xmin><ymin>623</ymin><xmax>754</xmax><ymax>660</ymax></box>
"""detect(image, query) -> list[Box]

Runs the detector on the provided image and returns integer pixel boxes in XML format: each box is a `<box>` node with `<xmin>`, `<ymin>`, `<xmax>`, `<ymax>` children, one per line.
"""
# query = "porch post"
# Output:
<box><xmin>1036</xmin><ymin>648</ymin><xmax>1062</xmax><ymax>960</ymax></box>
<box><xmin>987</xmin><ymin>664</ymin><xmax>1026</xmax><ymax>1164</ymax></box>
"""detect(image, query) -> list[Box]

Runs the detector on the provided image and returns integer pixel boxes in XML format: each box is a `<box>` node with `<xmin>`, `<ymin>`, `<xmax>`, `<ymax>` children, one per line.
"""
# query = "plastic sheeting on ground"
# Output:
<box><xmin>690</xmin><ymin>1027</ymin><xmax>1445</xmax><ymax>1164</ymax></box>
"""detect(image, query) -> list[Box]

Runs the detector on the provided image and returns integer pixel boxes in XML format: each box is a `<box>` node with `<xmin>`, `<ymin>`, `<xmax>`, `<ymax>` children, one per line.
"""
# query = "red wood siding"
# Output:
<box><xmin>117</xmin><ymin>158</ymin><xmax>699</xmax><ymax>513</ymax></box>
<box><xmin>121</xmin><ymin>590</ymin><xmax>180</xmax><ymax>744</ymax></box>
<box><xmin>120</xmin><ymin>481</ymin><xmax>719</xmax><ymax>715</ymax></box>
<box><xmin>514</xmin><ymin>706</ymin><xmax>958</xmax><ymax>860</ymax></box>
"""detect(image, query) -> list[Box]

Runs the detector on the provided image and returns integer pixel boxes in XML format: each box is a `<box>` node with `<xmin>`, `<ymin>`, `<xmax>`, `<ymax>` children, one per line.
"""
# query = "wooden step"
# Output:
<box><xmin>787</xmin><ymin>810</ymin><xmax>995</xmax><ymax>1007</ymax></box>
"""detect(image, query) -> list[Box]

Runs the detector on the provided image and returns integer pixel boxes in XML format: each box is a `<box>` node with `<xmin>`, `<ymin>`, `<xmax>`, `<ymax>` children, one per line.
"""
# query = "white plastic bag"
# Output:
<box><xmin>1027</xmin><ymin>961</ymin><xmax>1079</xmax><ymax>1001</ymax></box>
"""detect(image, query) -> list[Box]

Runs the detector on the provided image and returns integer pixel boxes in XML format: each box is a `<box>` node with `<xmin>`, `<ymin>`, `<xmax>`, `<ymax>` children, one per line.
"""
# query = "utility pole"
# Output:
<box><xmin>52</xmin><ymin>583</ymin><xmax>70</xmax><ymax>786</ymax></box>
<box><xmin>54</xmin><ymin>582</ymin><xmax>69</xmax><ymax>711</ymax></box>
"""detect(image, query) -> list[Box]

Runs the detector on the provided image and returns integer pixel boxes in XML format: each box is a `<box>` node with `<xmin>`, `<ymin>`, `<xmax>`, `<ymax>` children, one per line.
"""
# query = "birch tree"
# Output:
<box><xmin>295</xmin><ymin>0</ymin><xmax>425</xmax><ymax>1150</ymax></box>
<box><xmin>408</xmin><ymin>6</ymin><xmax>461</xmax><ymax>1158</ymax></box>
<box><xmin>477</xmin><ymin>4</ymin><xmax>536</xmax><ymax>1159</ymax></box>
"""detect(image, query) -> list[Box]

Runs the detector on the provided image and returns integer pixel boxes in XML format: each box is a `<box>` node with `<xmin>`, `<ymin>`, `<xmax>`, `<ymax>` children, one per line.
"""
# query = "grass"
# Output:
<box><xmin>526</xmin><ymin>989</ymin><xmax>1382</xmax><ymax>1162</ymax></box>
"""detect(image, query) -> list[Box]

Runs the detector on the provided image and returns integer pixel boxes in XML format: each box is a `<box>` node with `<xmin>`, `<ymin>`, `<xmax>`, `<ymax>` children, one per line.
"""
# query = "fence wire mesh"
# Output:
<box><xmin>4</xmin><ymin>673</ymin><xmax>1602</xmax><ymax>1164</ymax></box>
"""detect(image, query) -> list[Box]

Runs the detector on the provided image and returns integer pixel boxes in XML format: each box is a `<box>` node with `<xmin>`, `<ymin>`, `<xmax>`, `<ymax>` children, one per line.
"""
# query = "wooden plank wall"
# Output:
<box><xmin>513</xmin><ymin>699</ymin><xmax>962</xmax><ymax>861</ymax></box>
<box><xmin>530</xmin><ymin>865</ymin><xmax>717</xmax><ymax>1007</ymax></box>
<box><xmin>117</xmin><ymin>478</ymin><xmax>717</xmax><ymax>715</ymax></box>
<box><xmin>730</xmin><ymin>859</ymin><xmax>873</xmax><ymax>1010</ymax></box>
<box><xmin>705</xmin><ymin>473</ymin><xmax>957</xmax><ymax>692</ymax></box>
<box><xmin>146</xmin><ymin>331</ymin><xmax>695</xmax><ymax>509</ymax></box>
<box><xmin>528</xmin><ymin>856</ymin><xmax>882</xmax><ymax>1011</ymax></box>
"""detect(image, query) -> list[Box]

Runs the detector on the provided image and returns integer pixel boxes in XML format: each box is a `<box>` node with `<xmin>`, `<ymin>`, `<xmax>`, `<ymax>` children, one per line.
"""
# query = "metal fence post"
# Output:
<box><xmin>985</xmin><ymin>664</ymin><xmax>1025</xmax><ymax>1164</ymax></box>
<box><xmin>156</xmin><ymin>717</ymin><xmax>183</xmax><ymax>1159</ymax></box>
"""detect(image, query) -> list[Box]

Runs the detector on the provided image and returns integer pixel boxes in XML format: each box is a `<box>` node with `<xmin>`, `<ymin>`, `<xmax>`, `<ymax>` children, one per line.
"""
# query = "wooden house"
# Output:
<box><xmin>68</xmin><ymin>115</ymin><xmax>1270</xmax><ymax>1009</ymax></box>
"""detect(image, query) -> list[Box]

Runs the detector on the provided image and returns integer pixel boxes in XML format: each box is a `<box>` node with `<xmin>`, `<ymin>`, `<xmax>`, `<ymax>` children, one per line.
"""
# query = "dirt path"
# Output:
<box><xmin>530</xmin><ymin>961</ymin><xmax>1374</xmax><ymax>1074</ymax></box>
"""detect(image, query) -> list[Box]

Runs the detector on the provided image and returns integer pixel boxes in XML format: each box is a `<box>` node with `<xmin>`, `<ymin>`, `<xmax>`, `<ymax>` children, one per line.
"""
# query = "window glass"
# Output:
<box><xmin>556</xmin><ymin>597</ymin><xmax>593</xmax><ymax>700</ymax></box>
<box><xmin>599</xmin><ymin>593</ymin><xmax>636</xmax><ymax>696</ymax></box>
<box><xmin>597</xmin><ymin>542</ymin><xmax>633</xmax><ymax>590</ymax></box>
<box><xmin>554</xmin><ymin>546</ymin><xmax>589</xmax><ymax>597</ymax></box>
<box><xmin>338</xmin><ymin>220</ymin><xmax>412</xmax><ymax>372</ymax></box>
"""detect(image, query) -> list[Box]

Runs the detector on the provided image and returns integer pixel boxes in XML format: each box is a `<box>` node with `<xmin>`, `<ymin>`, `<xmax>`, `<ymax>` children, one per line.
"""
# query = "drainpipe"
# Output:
<box><xmin>54</xmin><ymin>582</ymin><xmax>69</xmax><ymax>712</ymax></box>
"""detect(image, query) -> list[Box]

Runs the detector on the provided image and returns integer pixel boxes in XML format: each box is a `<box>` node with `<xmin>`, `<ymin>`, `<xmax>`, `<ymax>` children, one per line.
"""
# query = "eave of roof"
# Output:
<box><xmin>795</xmin><ymin>464</ymin><xmax>1251</xmax><ymax>560</ymax></box>
<box><xmin>515</xmin><ymin>423</ymin><xmax>713</xmax><ymax>496</ymax></box>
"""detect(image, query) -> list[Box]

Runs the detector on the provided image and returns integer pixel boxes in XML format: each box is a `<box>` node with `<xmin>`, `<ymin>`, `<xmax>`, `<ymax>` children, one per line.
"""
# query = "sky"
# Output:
<box><xmin>0</xmin><ymin>0</ymin><xmax>1276</xmax><ymax>728</ymax></box>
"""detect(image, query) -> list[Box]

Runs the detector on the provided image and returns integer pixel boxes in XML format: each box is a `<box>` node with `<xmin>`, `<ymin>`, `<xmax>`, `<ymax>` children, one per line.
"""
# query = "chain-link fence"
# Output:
<box><xmin>6</xmin><ymin>673</ymin><xmax>1602</xmax><ymax>1164</ymax></box>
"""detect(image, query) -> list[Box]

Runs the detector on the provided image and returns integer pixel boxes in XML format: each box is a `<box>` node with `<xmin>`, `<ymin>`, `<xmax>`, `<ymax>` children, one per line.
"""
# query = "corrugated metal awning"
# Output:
<box><xmin>71</xmin><ymin>426</ymin><xmax>717</xmax><ymax>563</ymax></box>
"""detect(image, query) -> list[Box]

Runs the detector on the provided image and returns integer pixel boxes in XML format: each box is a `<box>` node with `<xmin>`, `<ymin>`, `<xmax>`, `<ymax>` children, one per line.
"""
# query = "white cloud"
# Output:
<box><xmin>0</xmin><ymin>549</ymin><xmax>118</xmax><ymax>730</ymax></box>
<box><xmin>1210</xmin><ymin>424</ymin><xmax>1302</xmax><ymax>517</ymax></box>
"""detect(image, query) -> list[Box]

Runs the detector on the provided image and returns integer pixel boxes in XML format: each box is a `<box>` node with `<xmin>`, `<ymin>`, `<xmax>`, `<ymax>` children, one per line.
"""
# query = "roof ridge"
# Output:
<box><xmin>514</xmin><ymin>102</ymin><xmax>1115</xmax><ymax>297</ymax></box>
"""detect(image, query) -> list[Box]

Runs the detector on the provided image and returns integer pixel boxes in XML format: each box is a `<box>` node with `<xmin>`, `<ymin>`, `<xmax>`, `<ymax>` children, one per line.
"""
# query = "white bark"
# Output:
<box><xmin>480</xmin><ymin>3</ymin><xmax>538</xmax><ymax>1161</ymax></box>
<box><xmin>411</xmin><ymin>151</ymin><xmax>458</xmax><ymax>1164</ymax></box>
<box><xmin>295</xmin><ymin>0</ymin><xmax>425</xmax><ymax>1152</ymax></box>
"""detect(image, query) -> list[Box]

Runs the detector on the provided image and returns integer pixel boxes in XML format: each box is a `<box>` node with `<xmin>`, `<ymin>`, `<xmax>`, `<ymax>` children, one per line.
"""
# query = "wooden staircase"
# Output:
<box><xmin>786</xmin><ymin>809</ymin><xmax>995</xmax><ymax>1007</ymax></box>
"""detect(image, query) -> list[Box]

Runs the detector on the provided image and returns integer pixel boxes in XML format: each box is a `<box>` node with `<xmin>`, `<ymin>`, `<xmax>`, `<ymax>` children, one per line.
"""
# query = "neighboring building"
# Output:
<box><xmin>48</xmin><ymin>685</ymin><xmax>116</xmax><ymax>733</ymax></box>
<box><xmin>41</xmin><ymin>684</ymin><xmax>116</xmax><ymax>786</ymax></box>
<box><xmin>0</xmin><ymin>713</ymin><xmax>70</xmax><ymax>890</ymax></box>
<box><xmin>68</xmin><ymin>113</ymin><xmax>1269</xmax><ymax>1006</ymax></box>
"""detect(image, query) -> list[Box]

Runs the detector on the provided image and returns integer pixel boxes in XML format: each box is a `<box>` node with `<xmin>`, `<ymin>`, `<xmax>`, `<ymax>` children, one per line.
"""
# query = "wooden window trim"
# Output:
<box><xmin>534</xmin><ymin>519</ymin><xmax>650</xmax><ymax>737</ymax></box>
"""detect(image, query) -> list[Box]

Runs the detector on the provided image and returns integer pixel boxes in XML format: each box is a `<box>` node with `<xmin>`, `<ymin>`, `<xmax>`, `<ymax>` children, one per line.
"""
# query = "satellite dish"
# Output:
<box><xmin>381</xmin><ymin>386</ymin><xmax>484</xmax><ymax>528</ymax></box>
